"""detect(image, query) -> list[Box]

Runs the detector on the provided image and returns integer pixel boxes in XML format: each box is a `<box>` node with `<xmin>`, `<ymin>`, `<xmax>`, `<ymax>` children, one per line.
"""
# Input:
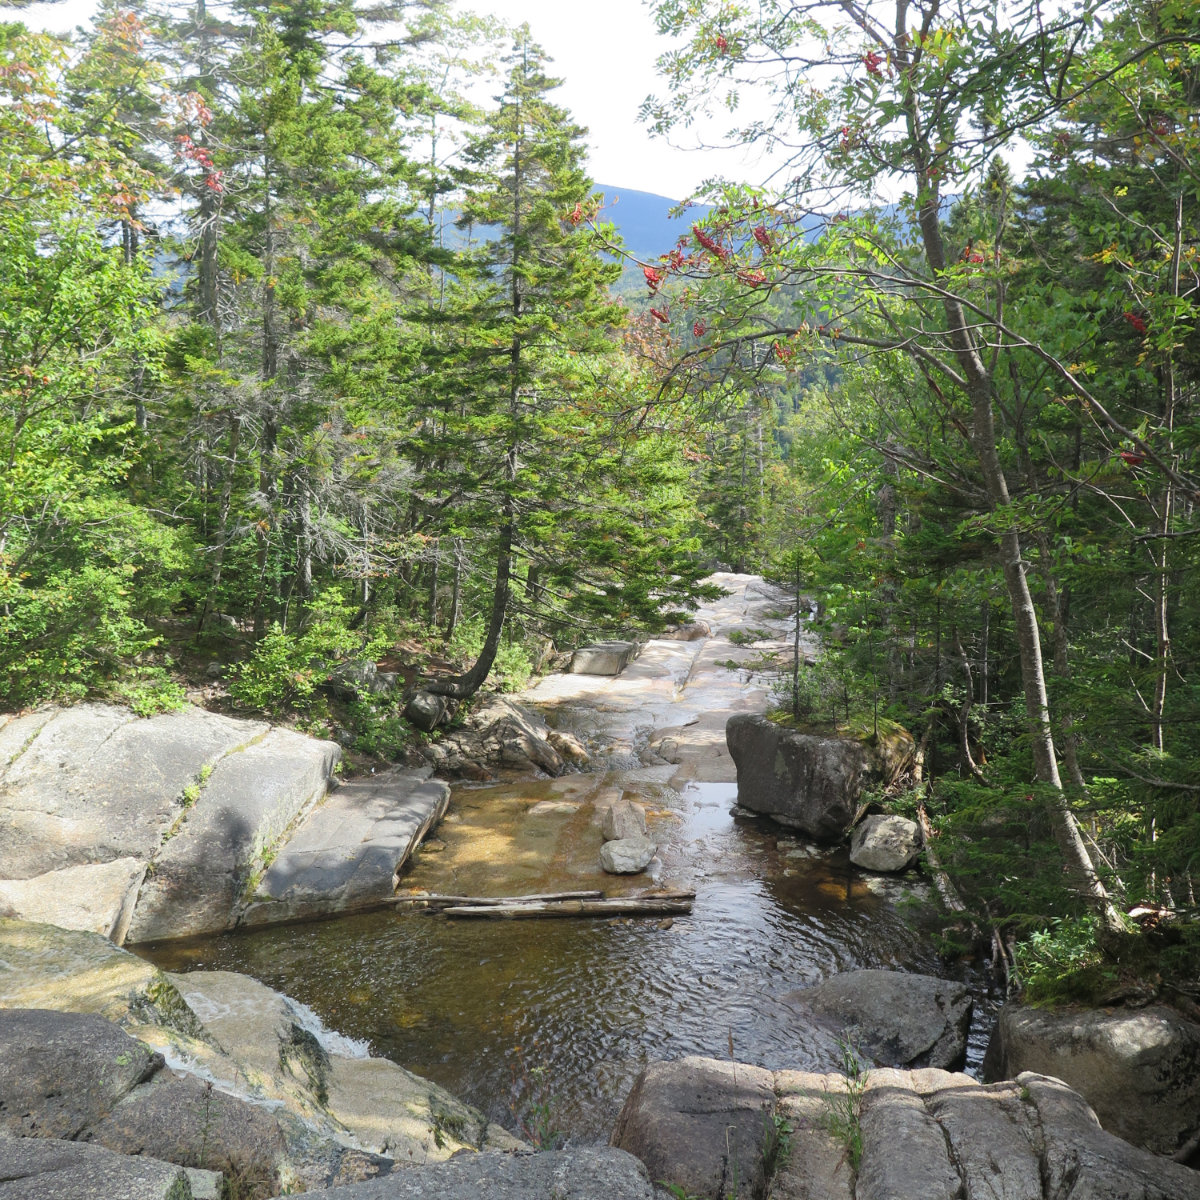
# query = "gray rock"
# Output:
<box><xmin>621</xmin><ymin>1058</ymin><xmax>1200</xmax><ymax>1200</ymax></box>
<box><xmin>0</xmin><ymin>919</ymin><xmax>202</xmax><ymax>1035</ymax></box>
<box><xmin>0</xmin><ymin>1009</ymin><xmax>161</xmax><ymax>1139</ymax></box>
<box><xmin>923</xmin><ymin>1078</ymin><xmax>1044</xmax><ymax>1200</ymax></box>
<box><xmin>571</xmin><ymin>641</ymin><xmax>640</xmax><ymax>675</ymax></box>
<box><xmin>602</xmin><ymin>798</ymin><xmax>648</xmax><ymax>842</ymax></box>
<box><xmin>1020</xmin><ymin>1070</ymin><xmax>1200</xmax><ymax>1199</ymax></box>
<box><xmin>659</xmin><ymin>621</ymin><xmax>711</xmax><ymax>642</ymax></box>
<box><xmin>856</xmin><ymin>1070</ymin><xmax>961</xmax><ymax>1200</ymax></box>
<box><xmin>0</xmin><ymin>923</ymin><xmax>523</xmax><ymax>1189</ymax></box>
<box><xmin>611</xmin><ymin>1056</ymin><xmax>776</xmax><ymax>1200</ymax></box>
<box><xmin>405</xmin><ymin>690</ymin><xmax>452</xmax><ymax>732</ymax></box>
<box><xmin>296</xmin><ymin>1147</ymin><xmax>656</xmax><ymax>1200</ymax></box>
<box><xmin>241</xmin><ymin>770</ymin><xmax>450</xmax><ymax>926</ymax></box>
<box><xmin>787</xmin><ymin>970</ymin><xmax>972</xmax><ymax>1071</ymax></box>
<box><xmin>327</xmin><ymin>660</ymin><xmax>378</xmax><ymax>701</ymax></box>
<box><xmin>0</xmin><ymin>857</ymin><xmax>146</xmax><ymax>942</ymax></box>
<box><xmin>428</xmin><ymin>695</ymin><xmax>565</xmax><ymax>778</ymax></box>
<box><xmin>0</xmin><ymin>705</ymin><xmax>268</xmax><ymax>877</ymax></box>
<box><xmin>849</xmin><ymin>815</ymin><xmax>922</xmax><ymax>872</ymax></box>
<box><xmin>600</xmin><ymin>836</ymin><xmax>656</xmax><ymax>875</ymax></box>
<box><xmin>0</xmin><ymin>1133</ymin><xmax>219</xmax><ymax>1200</ymax></box>
<box><xmin>547</xmin><ymin>728</ymin><xmax>590</xmax><ymax>766</ymax></box>
<box><xmin>984</xmin><ymin>1002</ymin><xmax>1200</xmax><ymax>1158</ymax></box>
<box><xmin>85</xmin><ymin>1069</ymin><xmax>286</xmax><ymax>1188</ymax></box>
<box><xmin>768</xmin><ymin>1072</ymin><xmax>855</xmax><ymax>1200</ymax></box>
<box><xmin>0</xmin><ymin>1008</ymin><xmax>286</xmax><ymax>1192</ymax></box>
<box><xmin>0</xmin><ymin>704</ymin><xmax>269</xmax><ymax>940</ymax></box>
<box><xmin>726</xmin><ymin>715</ymin><xmax>913</xmax><ymax>840</ymax></box>
<box><xmin>162</xmin><ymin>970</ymin><xmax>521</xmax><ymax>1165</ymax></box>
<box><xmin>125</xmin><ymin>726</ymin><xmax>340</xmax><ymax>943</ymax></box>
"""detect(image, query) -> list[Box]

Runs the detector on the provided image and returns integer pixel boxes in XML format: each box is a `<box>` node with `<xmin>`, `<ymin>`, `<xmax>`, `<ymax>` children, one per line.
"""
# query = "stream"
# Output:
<box><xmin>144</xmin><ymin>574</ymin><xmax>996</xmax><ymax>1146</ymax></box>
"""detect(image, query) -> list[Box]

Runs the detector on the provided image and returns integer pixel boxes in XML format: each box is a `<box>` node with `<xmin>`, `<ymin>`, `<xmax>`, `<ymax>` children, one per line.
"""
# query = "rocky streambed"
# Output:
<box><xmin>1</xmin><ymin>573</ymin><xmax>1198</xmax><ymax>1198</ymax></box>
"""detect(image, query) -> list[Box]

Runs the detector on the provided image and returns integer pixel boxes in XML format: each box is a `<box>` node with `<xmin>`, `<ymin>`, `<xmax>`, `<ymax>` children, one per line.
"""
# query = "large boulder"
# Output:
<box><xmin>0</xmin><ymin>1008</ymin><xmax>286</xmax><ymax>1192</ymax></box>
<box><xmin>571</xmin><ymin>641</ymin><xmax>640</xmax><ymax>675</ymax></box>
<box><xmin>726</xmin><ymin>715</ymin><xmax>913</xmax><ymax>840</ymax></box>
<box><xmin>0</xmin><ymin>918</ymin><xmax>203</xmax><ymax>1035</ymax></box>
<box><xmin>0</xmin><ymin>704</ymin><xmax>269</xmax><ymax>942</ymax></box>
<box><xmin>125</xmin><ymin>726</ymin><xmax>340</xmax><ymax>943</ymax></box>
<box><xmin>659</xmin><ymin>621</ymin><xmax>711</xmax><ymax>642</ymax></box>
<box><xmin>613</xmin><ymin>1057</ymin><xmax>1200</xmax><ymax>1200</ymax></box>
<box><xmin>610</xmin><ymin>1056</ymin><xmax>777</xmax><ymax>1200</ymax></box>
<box><xmin>849</xmin><ymin>815</ymin><xmax>922</xmax><ymax>872</ymax></box>
<box><xmin>0</xmin><ymin>1132</ymin><xmax>221</xmax><ymax>1200</ymax></box>
<box><xmin>601</xmin><ymin>798</ymin><xmax>648</xmax><ymax>842</ymax></box>
<box><xmin>983</xmin><ymin>1002</ymin><xmax>1200</xmax><ymax>1158</ymax></box>
<box><xmin>786</xmin><ymin>970</ymin><xmax>972</xmax><ymax>1071</ymax></box>
<box><xmin>404</xmin><ymin>690</ymin><xmax>453</xmax><ymax>732</ymax></box>
<box><xmin>0</xmin><ymin>704</ymin><xmax>450</xmax><ymax>944</ymax></box>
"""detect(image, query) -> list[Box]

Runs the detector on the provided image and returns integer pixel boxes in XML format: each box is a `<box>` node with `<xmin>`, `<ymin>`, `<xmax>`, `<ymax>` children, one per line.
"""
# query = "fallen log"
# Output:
<box><xmin>395</xmin><ymin>889</ymin><xmax>604</xmax><ymax>910</ymax></box>
<box><xmin>441</xmin><ymin>892</ymin><xmax>696</xmax><ymax>919</ymax></box>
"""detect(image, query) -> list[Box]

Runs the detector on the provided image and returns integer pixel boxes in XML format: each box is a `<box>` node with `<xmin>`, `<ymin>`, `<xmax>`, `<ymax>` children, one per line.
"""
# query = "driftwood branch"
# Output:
<box><xmin>422</xmin><ymin>889</ymin><xmax>696</xmax><ymax>919</ymax></box>
<box><xmin>395</xmin><ymin>890</ymin><xmax>604</xmax><ymax>910</ymax></box>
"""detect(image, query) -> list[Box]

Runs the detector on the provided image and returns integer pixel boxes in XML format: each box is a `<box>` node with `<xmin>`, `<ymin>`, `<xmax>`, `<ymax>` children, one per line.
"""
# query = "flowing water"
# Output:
<box><xmin>143</xmin><ymin>575</ymin><xmax>995</xmax><ymax>1145</ymax></box>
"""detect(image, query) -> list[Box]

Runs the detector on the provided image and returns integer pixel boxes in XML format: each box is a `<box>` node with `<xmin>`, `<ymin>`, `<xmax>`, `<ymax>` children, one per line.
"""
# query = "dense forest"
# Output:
<box><xmin>2</xmin><ymin>0</ymin><xmax>1199</xmax><ymax>993</ymax></box>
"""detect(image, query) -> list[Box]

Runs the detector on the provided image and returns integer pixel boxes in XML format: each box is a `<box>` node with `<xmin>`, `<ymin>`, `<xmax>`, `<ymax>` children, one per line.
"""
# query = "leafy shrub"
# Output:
<box><xmin>1012</xmin><ymin>916</ymin><xmax>1107</xmax><ymax>1005</ymax></box>
<box><xmin>230</xmin><ymin>589</ymin><xmax>358</xmax><ymax>716</ymax></box>
<box><xmin>0</xmin><ymin>496</ymin><xmax>191</xmax><ymax>707</ymax></box>
<box><xmin>109</xmin><ymin>666</ymin><xmax>188</xmax><ymax>717</ymax></box>
<box><xmin>347</xmin><ymin>694</ymin><xmax>414</xmax><ymax>758</ymax></box>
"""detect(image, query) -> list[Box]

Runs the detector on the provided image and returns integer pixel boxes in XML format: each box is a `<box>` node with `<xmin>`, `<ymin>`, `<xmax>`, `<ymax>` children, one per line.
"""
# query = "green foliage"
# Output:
<box><xmin>229</xmin><ymin>589</ymin><xmax>358</xmax><ymax>716</ymax></box>
<box><xmin>1013</xmin><ymin>916</ymin><xmax>1108</xmax><ymax>1006</ymax></box>
<box><xmin>346</xmin><ymin>694</ymin><xmax>413</xmax><ymax>759</ymax></box>
<box><xmin>820</xmin><ymin>1038</ymin><xmax>867</xmax><ymax>1174</ymax></box>
<box><xmin>110</xmin><ymin>668</ymin><xmax>188</xmax><ymax>718</ymax></box>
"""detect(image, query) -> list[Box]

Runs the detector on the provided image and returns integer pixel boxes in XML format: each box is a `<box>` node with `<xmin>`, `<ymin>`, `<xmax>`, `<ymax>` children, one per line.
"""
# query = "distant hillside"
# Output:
<box><xmin>593</xmin><ymin>185</ymin><xmax>711</xmax><ymax>263</ymax></box>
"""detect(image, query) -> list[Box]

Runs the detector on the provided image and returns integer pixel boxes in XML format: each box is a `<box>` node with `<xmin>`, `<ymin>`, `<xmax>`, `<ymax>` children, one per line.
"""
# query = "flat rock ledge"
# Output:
<box><xmin>611</xmin><ymin>1054</ymin><xmax>1200</xmax><ymax>1200</ymax></box>
<box><xmin>0</xmin><ymin>704</ymin><xmax>449</xmax><ymax>943</ymax></box>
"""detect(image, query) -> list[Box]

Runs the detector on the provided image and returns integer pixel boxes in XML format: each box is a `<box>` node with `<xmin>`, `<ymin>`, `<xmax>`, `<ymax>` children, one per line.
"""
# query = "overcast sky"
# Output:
<box><xmin>16</xmin><ymin>0</ymin><xmax>790</xmax><ymax>201</ymax></box>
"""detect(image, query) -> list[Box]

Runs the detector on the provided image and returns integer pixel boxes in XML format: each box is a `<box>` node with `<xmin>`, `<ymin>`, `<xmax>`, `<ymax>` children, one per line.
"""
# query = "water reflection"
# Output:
<box><xmin>144</xmin><ymin>778</ymin><xmax>958</xmax><ymax>1144</ymax></box>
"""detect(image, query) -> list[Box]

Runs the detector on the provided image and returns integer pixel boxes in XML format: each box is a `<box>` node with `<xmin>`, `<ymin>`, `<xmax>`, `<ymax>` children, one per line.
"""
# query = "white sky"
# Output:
<box><xmin>16</xmin><ymin>0</ymin><xmax>789</xmax><ymax>200</ymax></box>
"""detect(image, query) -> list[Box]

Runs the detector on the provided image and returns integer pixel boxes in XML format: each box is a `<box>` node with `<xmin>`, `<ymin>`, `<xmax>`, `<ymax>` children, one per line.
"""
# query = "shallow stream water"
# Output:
<box><xmin>143</xmin><ymin>575</ymin><xmax>996</xmax><ymax>1145</ymax></box>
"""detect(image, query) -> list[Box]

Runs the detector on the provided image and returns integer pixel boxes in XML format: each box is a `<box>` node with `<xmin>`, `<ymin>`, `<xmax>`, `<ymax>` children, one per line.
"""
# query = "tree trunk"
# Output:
<box><xmin>912</xmin><ymin>166</ymin><xmax>1121</xmax><ymax>929</ymax></box>
<box><xmin>426</xmin><ymin>517</ymin><xmax>513</xmax><ymax>700</ymax></box>
<box><xmin>196</xmin><ymin>413</ymin><xmax>241</xmax><ymax>633</ymax></box>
